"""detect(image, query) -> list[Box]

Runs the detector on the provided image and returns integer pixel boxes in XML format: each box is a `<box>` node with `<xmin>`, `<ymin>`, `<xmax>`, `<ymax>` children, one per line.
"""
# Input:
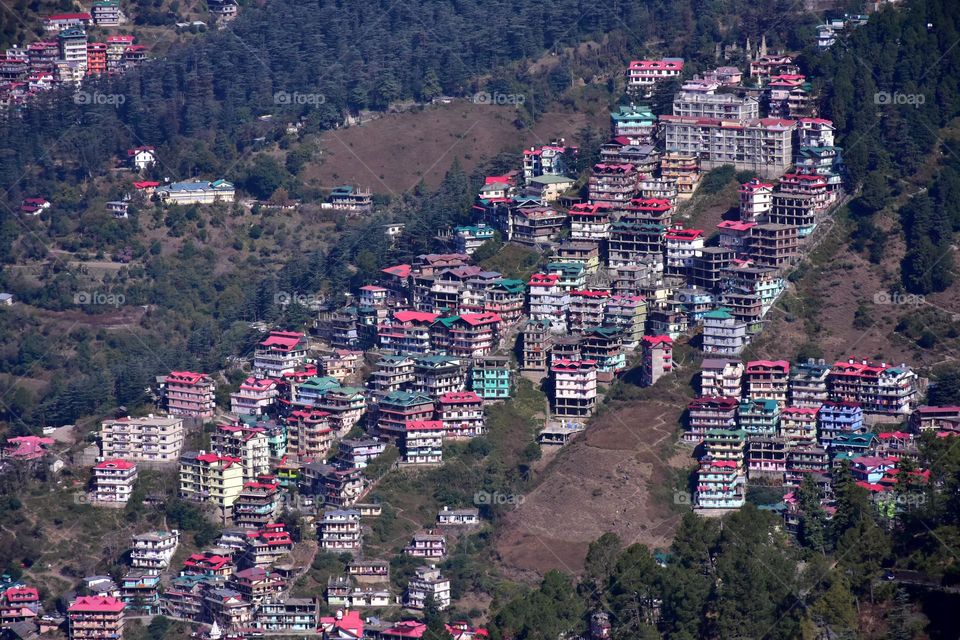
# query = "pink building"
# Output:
<box><xmin>164</xmin><ymin>371</ymin><xmax>216</xmax><ymax>419</ymax></box>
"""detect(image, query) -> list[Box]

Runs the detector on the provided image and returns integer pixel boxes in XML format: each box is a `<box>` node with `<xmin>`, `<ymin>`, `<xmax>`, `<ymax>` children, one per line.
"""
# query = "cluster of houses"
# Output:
<box><xmin>687</xmin><ymin>356</ymin><xmax>946</xmax><ymax>522</ymax></box>
<box><xmin>0</xmin><ymin>4</ymin><xmax>148</xmax><ymax>108</ymax></box>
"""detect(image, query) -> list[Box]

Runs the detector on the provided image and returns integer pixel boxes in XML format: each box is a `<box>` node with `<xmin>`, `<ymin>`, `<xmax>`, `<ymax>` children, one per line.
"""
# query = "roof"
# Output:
<box><xmin>94</xmin><ymin>459</ymin><xmax>136</xmax><ymax>470</ymax></box>
<box><xmin>259</xmin><ymin>331</ymin><xmax>305</xmax><ymax>351</ymax></box>
<box><xmin>628</xmin><ymin>58</ymin><xmax>685</xmax><ymax>71</ymax></box>
<box><xmin>438</xmin><ymin>391</ymin><xmax>483</xmax><ymax>404</ymax></box>
<box><xmin>528</xmin><ymin>174</ymin><xmax>574</xmax><ymax>185</ymax></box>
<box><xmin>642</xmin><ymin>335</ymin><xmax>673</xmax><ymax>346</ymax></box>
<box><xmin>393</xmin><ymin>310</ymin><xmax>439</xmax><ymax>324</ymax></box>
<box><xmin>68</xmin><ymin>595</ymin><xmax>124</xmax><ymax>613</ymax></box>
<box><xmin>405</xmin><ymin>420</ymin><xmax>445</xmax><ymax>431</ymax></box>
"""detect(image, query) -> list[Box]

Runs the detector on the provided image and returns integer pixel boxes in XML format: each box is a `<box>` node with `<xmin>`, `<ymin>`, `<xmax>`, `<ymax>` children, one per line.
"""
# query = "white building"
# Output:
<box><xmin>404</xmin><ymin>565</ymin><xmax>451</xmax><ymax>610</ymax></box>
<box><xmin>130</xmin><ymin>530</ymin><xmax>180</xmax><ymax>570</ymax></box>
<box><xmin>92</xmin><ymin>459</ymin><xmax>138</xmax><ymax>504</ymax></box>
<box><xmin>701</xmin><ymin>309</ymin><xmax>750</xmax><ymax>356</ymax></box>
<box><xmin>437</xmin><ymin>506</ymin><xmax>480</xmax><ymax>526</ymax></box>
<box><xmin>100</xmin><ymin>415</ymin><xmax>185</xmax><ymax>464</ymax></box>
<box><xmin>157</xmin><ymin>179</ymin><xmax>235</xmax><ymax>205</ymax></box>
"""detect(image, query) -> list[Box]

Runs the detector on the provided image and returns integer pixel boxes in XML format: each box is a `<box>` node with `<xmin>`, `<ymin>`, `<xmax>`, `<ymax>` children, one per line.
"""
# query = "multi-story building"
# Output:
<box><xmin>818</xmin><ymin>401</ymin><xmax>866</xmax><ymax>445</ymax></box>
<box><xmin>660</xmin><ymin>116</ymin><xmax>796</xmax><ymax>178</ymax></box>
<box><xmin>470</xmin><ymin>356</ymin><xmax>512</xmax><ymax>400</ymax></box>
<box><xmin>314</xmin><ymin>386</ymin><xmax>367</xmax><ymax>433</ymax></box>
<box><xmin>68</xmin><ymin>596</ymin><xmax>125</xmax><ymax>640</ymax></box>
<box><xmin>484</xmin><ymin>279</ymin><xmax>526</xmax><ymax>324</ymax></box>
<box><xmin>551</xmin><ymin>359</ymin><xmax>598</xmax><ymax>418</ymax></box>
<box><xmin>86</xmin><ymin>42</ymin><xmax>107</xmax><ymax>75</ymax></box>
<box><xmin>92</xmin><ymin>459</ymin><xmax>137</xmax><ymax>504</ymax></box>
<box><xmin>178</xmin><ymin>451</ymin><xmax>244</xmax><ymax>522</ymax></box>
<box><xmin>827</xmin><ymin>359</ymin><xmax>918</xmax><ymax>415</ymax></box>
<box><xmin>378</xmin><ymin>310</ymin><xmax>438</xmax><ymax>354</ymax></box>
<box><xmin>453</xmin><ymin>225</ymin><xmax>496</xmax><ymax>255</ymax></box>
<box><xmin>704</xmin><ymin>428</ymin><xmax>747</xmax><ymax>467</ymax></box>
<box><xmin>589</xmin><ymin>164</ymin><xmax>639</xmax><ymax>206</ymax></box>
<box><xmin>130</xmin><ymin>530</ymin><xmax>180</xmax><ymax>571</ymax></box>
<box><xmin>717</xmin><ymin>220</ymin><xmax>757</xmax><ymax>257</ymax></box>
<box><xmin>664</xmin><ymin>227</ymin><xmax>705</xmax><ymax>275</ymax></box>
<box><xmin>374</xmin><ymin>391</ymin><xmax>434</xmax><ymax>441</ymax></box>
<box><xmin>700</xmin><ymin>358</ymin><xmax>744</xmax><ymax>397</ymax></box>
<box><xmin>740</xmin><ymin>178</ymin><xmax>773</xmax><ymax>222</ymax></box>
<box><xmin>403</xmin><ymin>531</ymin><xmax>446</xmax><ymax>559</ymax></box>
<box><xmin>745</xmin><ymin>360</ymin><xmax>790</xmax><ymax>405</ymax></box>
<box><xmin>626</xmin><ymin>58</ymin><xmax>684</xmax><ymax>91</ymax></box>
<box><xmin>747</xmin><ymin>436</ymin><xmax>789</xmax><ymax>478</ymax></box>
<box><xmin>567</xmin><ymin>290</ymin><xmax>610</xmax><ymax>334</ymax></box>
<box><xmin>521</xmin><ymin>319</ymin><xmax>554</xmax><ymax>371</ymax></box>
<box><xmin>608</xmin><ymin>221</ymin><xmax>665</xmax><ymax>267</ymax></box>
<box><xmin>405</xmin><ymin>565</ymin><xmax>451</xmax><ymax>610</ymax></box>
<box><xmin>319</xmin><ymin>509</ymin><xmax>362</xmax><ymax>552</ymax></box>
<box><xmin>509</xmin><ymin>206</ymin><xmax>567</xmax><ymax>245</ymax></box>
<box><xmin>58</xmin><ymin>27</ymin><xmax>87</xmax><ymax>71</ymax></box>
<box><xmin>253</xmin><ymin>331</ymin><xmax>307</xmax><ymax>377</ymax></box>
<box><xmin>770</xmin><ymin>192</ymin><xmax>818</xmax><ymax>237</ymax></box>
<box><xmin>695</xmin><ymin>459</ymin><xmax>745</xmax><ymax>509</ymax></box>
<box><xmin>748</xmin><ymin>223</ymin><xmax>799</xmax><ymax>270</ymax></box>
<box><xmin>580</xmin><ymin>326</ymin><xmax>626</xmax><ymax>378</ymax></box>
<box><xmin>789</xmin><ymin>360</ymin><xmax>831</xmax><ymax>408</ymax></box>
<box><xmin>660</xmin><ymin>152</ymin><xmax>700</xmax><ymax>196</ymax></box>
<box><xmin>286</xmin><ymin>410</ymin><xmax>334</xmax><ymax>460</ymax></box>
<box><xmin>256</xmin><ymin>598</ymin><xmax>319</xmax><ymax>631</ymax></box>
<box><xmin>738</xmin><ymin>398</ymin><xmax>781</xmax><ymax>436</ymax></box>
<box><xmin>610</xmin><ymin>104</ymin><xmax>658</xmax><ymax>143</ymax></box>
<box><xmin>604</xmin><ymin>295</ymin><xmax>647</xmax><ymax>350</ymax></box>
<box><xmin>163</xmin><ymin>371</ymin><xmax>216</xmax><ymax>419</ymax></box>
<box><xmin>368</xmin><ymin>354</ymin><xmax>416</xmax><ymax>394</ymax></box>
<box><xmin>568</xmin><ymin>202</ymin><xmax>612</xmax><ymax>242</ymax></box>
<box><xmin>210</xmin><ymin>423</ymin><xmax>270</xmax><ymax>480</ymax></box>
<box><xmin>156</xmin><ymin>179</ymin><xmax>235</xmax><ymax>205</ymax></box>
<box><xmin>779</xmin><ymin>406</ymin><xmax>819</xmax><ymax>444</ymax></box>
<box><xmin>100</xmin><ymin>415</ymin><xmax>184</xmax><ymax>464</ymax></box>
<box><xmin>120</xmin><ymin>569</ymin><xmax>161</xmax><ymax>614</ymax></box>
<box><xmin>413</xmin><ymin>355</ymin><xmax>467</xmax><ymax>397</ymax></box>
<box><xmin>91</xmin><ymin>0</ymin><xmax>125</xmax><ymax>25</ymax></box>
<box><xmin>911</xmin><ymin>405</ymin><xmax>960</xmax><ymax>433</ymax></box>
<box><xmin>701</xmin><ymin>308</ymin><xmax>750</xmax><ymax>356</ymax></box>
<box><xmin>431</xmin><ymin>312</ymin><xmax>501</xmax><ymax>358</ymax></box>
<box><xmin>230</xmin><ymin>377</ymin><xmax>279</xmax><ymax>416</ymax></box>
<box><xmin>528</xmin><ymin>273</ymin><xmax>569</xmax><ymax>331</ymax></box>
<box><xmin>672</xmin><ymin>91</ymin><xmax>760</xmax><ymax>120</ymax></box>
<box><xmin>749</xmin><ymin>53</ymin><xmax>797</xmax><ymax>82</ymax></box>
<box><xmin>689</xmin><ymin>247</ymin><xmax>734</xmax><ymax>292</ymax></box>
<box><xmin>436</xmin><ymin>391</ymin><xmax>485</xmax><ymax>438</ymax></box>
<box><xmin>522</xmin><ymin>140</ymin><xmax>572</xmax><ymax>180</ymax></box>
<box><xmin>232</xmin><ymin>479</ymin><xmax>282</xmax><ymax>529</ymax></box>
<box><xmin>641</xmin><ymin>335</ymin><xmax>673</xmax><ymax>386</ymax></box>
<box><xmin>402</xmin><ymin>421</ymin><xmax>445</xmax><ymax>465</ymax></box>
<box><xmin>685</xmin><ymin>396</ymin><xmax>739</xmax><ymax>443</ymax></box>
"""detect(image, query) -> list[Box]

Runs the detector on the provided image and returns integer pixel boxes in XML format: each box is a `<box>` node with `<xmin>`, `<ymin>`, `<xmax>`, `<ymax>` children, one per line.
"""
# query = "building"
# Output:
<box><xmin>92</xmin><ymin>459</ymin><xmax>137</xmax><ymax>504</ymax></box>
<box><xmin>626</xmin><ymin>58</ymin><xmax>684</xmax><ymax>91</ymax></box>
<box><xmin>641</xmin><ymin>335</ymin><xmax>673</xmax><ymax>386</ymax></box>
<box><xmin>695</xmin><ymin>459</ymin><xmax>745</xmax><ymax>509</ymax></box>
<box><xmin>525</xmin><ymin>175</ymin><xmax>575</xmax><ymax>203</ymax></box>
<box><xmin>700</xmin><ymin>358</ymin><xmax>744</xmax><ymax>397</ymax></box>
<box><xmin>130</xmin><ymin>530</ymin><xmax>180</xmax><ymax>570</ymax></box>
<box><xmin>738</xmin><ymin>398</ymin><xmax>781</xmax><ymax>436</ymax></box>
<box><xmin>610</xmin><ymin>104</ymin><xmax>657</xmax><ymax>142</ymax></box>
<box><xmin>551</xmin><ymin>359</ymin><xmax>598</xmax><ymax>418</ymax></box>
<box><xmin>770</xmin><ymin>191</ymin><xmax>817</xmax><ymax>237</ymax></box>
<box><xmin>453</xmin><ymin>225</ymin><xmax>495</xmax><ymax>255</ymax></box>
<box><xmin>157</xmin><ymin>179</ymin><xmax>235</xmax><ymax>205</ymax></box>
<box><xmin>178</xmin><ymin>451</ymin><xmax>244</xmax><ymax>522</ymax></box>
<box><xmin>328</xmin><ymin>185</ymin><xmax>373</xmax><ymax>214</ymax></box>
<box><xmin>405</xmin><ymin>565</ymin><xmax>451</xmax><ymax>610</ymax></box>
<box><xmin>789</xmin><ymin>360</ymin><xmax>831</xmax><ymax>408</ymax></box>
<box><xmin>404</xmin><ymin>531</ymin><xmax>446</xmax><ymax>559</ymax></box>
<box><xmin>660</xmin><ymin>152</ymin><xmax>700</xmax><ymax>196</ymax></box>
<box><xmin>521</xmin><ymin>319</ymin><xmax>553</xmax><ymax>371</ymax></box>
<box><xmin>818</xmin><ymin>401</ymin><xmax>866</xmax><ymax>445</ymax></box>
<box><xmin>701</xmin><ymin>309</ymin><xmax>749</xmax><ymax>356</ymax></box>
<box><xmin>335</xmin><ymin>438</ymin><xmax>387</xmax><ymax>469</ymax></box>
<box><xmin>378</xmin><ymin>311</ymin><xmax>438</xmax><ymax>355</ymax></box>
<box><xmin>91</xmin><ymin>0</ymin><xmax>125</xmax><ymax>25</ymax></box>
<box><xmin>567</xmin><ymin>290</ymin><xmax>610</xmax><ymax>334</ymax></box>
<box><xmin>589</xmin><ymin>164</ymin><xmax>639</xmax><ymax>206</ymax></box>
<box><xmin>86</xmin><ymin>42</ymin><xmax>107</xmax><ymax>75</ymax></box>
<box><xmin>44</xmin><ymin>12</ymin><xmax>91</xmax><ymax>30</ymax></box>
<box><xmin>253</xmin><ymin>331</ymin><xmax>308</xmax><ymax>377</ymax></box>
<box><xmin>120</xmin><ymin>569</ymin><xmax>160</xmax><ymax>614</ymax></box>
<box><xmin>230</xmin><ymin>377</ymin><xmax>279</xmax><ymax>416</ymax></box>
<box><xmin>745</xmin><ymin>360</ymin><xmax>790</xmax><ymax>405</ymax></box>
<box><xmin>748</xmin><ymin>223</ymin><xmax>799</xmax><ymax>270</ymax></box>
<box><xmin>375</xmin><ymin>391</ymin><xmax>435</xmax><ymax>441</ymax></box>
<box><xmin>232</xmin><ymin>480</ymin><xmax>282</xmax><ymax>528</ymax></box>
<box><xmin>437</xmin><ymin>506</ymin><xmax>480</xmax><ymax>526</ymax></box>
<box><xmin>780</xmin><ymin>406</ymin><xmax>819</xmax><ymax>443</ymax></box>
<box><xmin>664</xmin><ymin>227</ymin><xmax>705</xmax><ymax>275</ymax></box>
<box><xmin>68</xmin><ymin>596</ymin><xmax>125</xmax><ymax>640</ymax></box>
<box><xmin>509</xmin><ymin>206</ymin><xmax>567</xmax><ymax>245</ymax></box>
<box><xmin>210</xmin><ymin>423</ymin><xmax>270</xmax><ymax>481</ymax></box>
<box><xmin>319</xmin><ymin>509</ymin><xmax>362</xmax><ymax>552</ymax></box>
<box><xmin>660</xmin><ymin>116</ymin><xmax>796</xmax><ymax>178</ymax></box>
<box><xmin>286</xmin><ymin>410</ymin><xmax>334</xmax><ymax>460</ymax></box>
<box><xmin>161</xmin><ymin>371</ymin><xmax>216</xmax><ymax>419</ymax></box>
<box><xmin>568</xmin><ymin>202</ymin><xmax>612</xmax><ymax>242</ymax></box>
<box><xmin>100</xmin><ymin>415</ymin><xmax>184</xmax><ymax>463</ymax></box>
<box><xmin>672</xmin><ymin>91</ymin><xmax>759</xmax><ymax>120</ymax></box>
<box><xmin>686</xmin><ymin>396</ymin><xmax>739</xmax><ymax>443</ymax></box>
<box><xmin>256</xmin><ymin>598</ymin><xmax>319</xmax><ymax>631</ymax></box>
<box><xmin>522</xmin><ymin>140</ymin><xmax>572</xmax><ymax>179</ymax></box>
<box><xmin>437</xmin><ymin>392</ymin><xmax>485</xmax><ymax>438</ymax></box>
<box><xmin>604</xmin><ymin>295</ymin><xmax>647</xmax><ymax>350</ymax></box>
<box><xmin>827</xmin><ymin>359</ymin><xmax>918</xmax><ymax>415</ymax></box>
<box><xmin>431</xmin><ymin>312</ymin><xmax>501</xmax><ymax>358</ymax></box>
<box><xmin>402</xmin><ymin>421</ymin><xmax>445</xmax><ymax>465</ymax></box>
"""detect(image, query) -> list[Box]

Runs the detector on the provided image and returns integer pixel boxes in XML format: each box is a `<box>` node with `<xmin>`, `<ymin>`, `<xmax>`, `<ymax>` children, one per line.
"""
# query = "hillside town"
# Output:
<box><xmin>1</xmin><ymin>11</ymin><xmax>958</xmax><ymax>640</ymax></box>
